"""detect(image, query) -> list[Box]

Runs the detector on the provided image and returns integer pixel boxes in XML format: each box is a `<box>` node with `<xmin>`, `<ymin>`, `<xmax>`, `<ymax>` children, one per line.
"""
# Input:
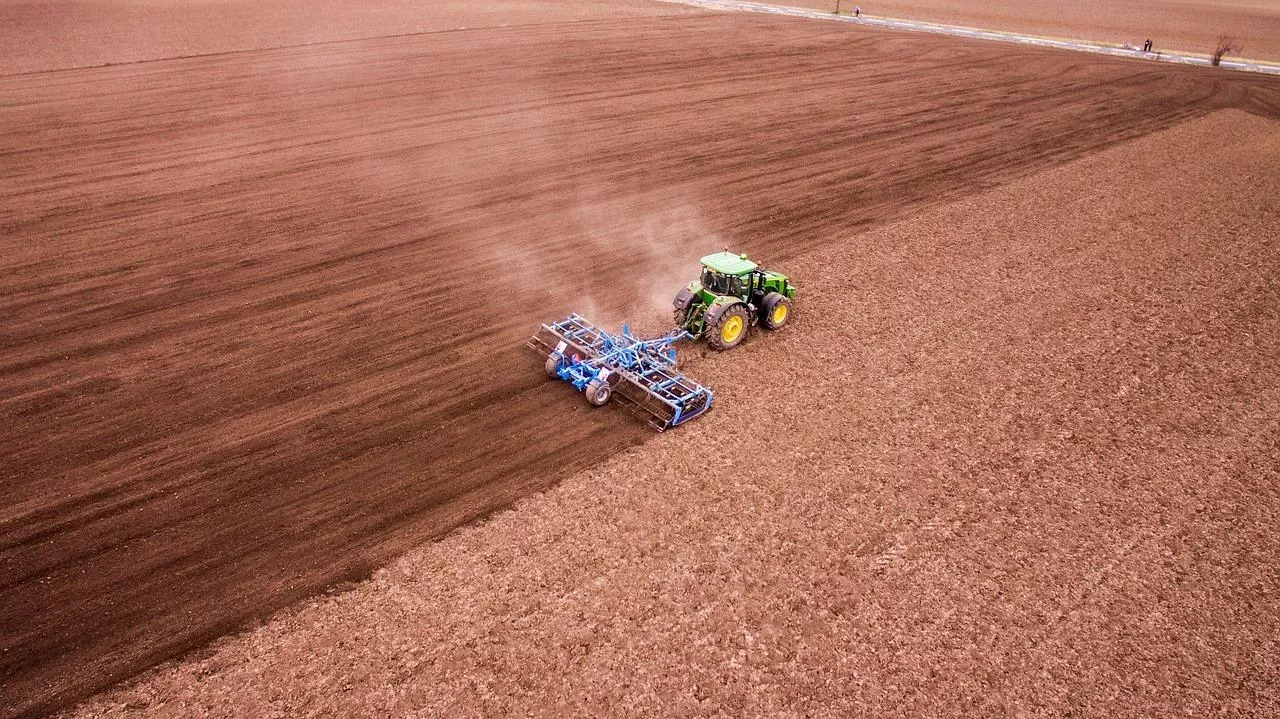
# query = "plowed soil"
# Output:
<box><xmin>777</xmin><ymin>0</ymin><xmax>1280</xmax><ymax>61</ymax></box>
<box><xmin>0</xmin><ymin>0</ymin><xmax>694</xmax><ymax>74</ymax></box>
<box><xmin>3</xmin><ymin>4</ymin><xmax>1279</xmax><ymax>719</ymax></box>
<box><xmin>70</xmin><ymin>107</ymin><xmax>1280</xmax><ymax>718</ymax></box>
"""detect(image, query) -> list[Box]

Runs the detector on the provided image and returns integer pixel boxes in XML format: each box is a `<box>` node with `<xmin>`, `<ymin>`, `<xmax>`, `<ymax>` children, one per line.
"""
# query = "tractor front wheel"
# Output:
<box><xmin>761</xmin><ymin>292</ymin><xmax>792</xmax><ymax>331</ymax></box>
<box><xmin>707</xmin><ymin>304</ymin><xmax>749</xmax><ymax>351</ymax></box>
<box><xmin>585</xmin><ymin>379</ymin><xmax>612</xmax><ymax>406</ymax></box>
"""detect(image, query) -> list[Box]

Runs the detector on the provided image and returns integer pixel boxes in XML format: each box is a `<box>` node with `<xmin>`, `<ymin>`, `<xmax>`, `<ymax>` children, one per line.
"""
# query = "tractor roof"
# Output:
<box><xmin>700</xmin><ymin>251</ymin><xmax>757</xmax><ymax>276</ymax></box>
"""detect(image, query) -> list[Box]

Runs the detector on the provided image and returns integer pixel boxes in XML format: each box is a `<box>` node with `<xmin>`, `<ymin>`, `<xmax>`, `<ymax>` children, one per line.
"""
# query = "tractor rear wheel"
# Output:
<box><xmin>585</xmin><ymin>379</ymin><xmax>612</xmax><ymax>406</ymax></box>
<box><xmin>761</xmin><ymin>292</ymin><xmax>792</xmax><ymax>330</ymax></box>
<box><xmin>707</xmin><ymin>303</ymin><xmax>749</xmax><ymax>351</ymax></box>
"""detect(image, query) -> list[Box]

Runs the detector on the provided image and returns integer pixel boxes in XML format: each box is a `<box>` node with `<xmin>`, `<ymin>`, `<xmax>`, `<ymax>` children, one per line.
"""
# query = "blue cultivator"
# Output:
<box><xmin>528</xmin><ymin>314</ymin><xmax>714</xmax><ymax>430</ymax></box>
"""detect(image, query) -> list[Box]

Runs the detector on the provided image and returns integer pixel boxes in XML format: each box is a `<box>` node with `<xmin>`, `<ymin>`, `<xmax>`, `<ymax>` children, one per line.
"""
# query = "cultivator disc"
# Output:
<box><xmin>529</xmin><ymin>314</ymin><xmax>714</xmax><ymax>430</ymax></box>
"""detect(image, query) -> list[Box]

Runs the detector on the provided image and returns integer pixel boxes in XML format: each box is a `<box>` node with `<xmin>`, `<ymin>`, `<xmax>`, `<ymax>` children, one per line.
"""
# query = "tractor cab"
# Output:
<box><xmin>699</xmin><ymin>266</ymin><xmax>739</xmax><ymax>296</ymax></box>
<box><xmin>698</xmin><ymin>251</ymin><xmax>757</xmax><ymax>299</ymax></box>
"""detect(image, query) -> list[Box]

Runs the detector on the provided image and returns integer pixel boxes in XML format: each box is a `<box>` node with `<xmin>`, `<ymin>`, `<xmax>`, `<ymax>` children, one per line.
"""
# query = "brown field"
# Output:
<box><xmin>0</xmin><ymin>0</ymin><xmax>694</xmax><ymax>74</ymax></box>
<box><xmin>68</xmin><ymin>106</ymin><xmax>1280</xmax><ymax>719</ymax></box>
<box><xmin>780</xmin><ymin>0</ymin><xmax>1280</xmax><ymax>61</ymax></box>
<box><xmin>2</xmin><ymin>1</ymin><xmax>1278</xmax><ymax>718</ymax></box>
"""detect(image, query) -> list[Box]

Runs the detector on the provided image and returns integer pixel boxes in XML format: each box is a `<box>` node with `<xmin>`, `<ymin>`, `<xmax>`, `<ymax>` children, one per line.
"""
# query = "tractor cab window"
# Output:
<box><xmin>702</xmin><ymin>268</ymin><xmax>725</xmax><ymax>294</ymax></box>
<box><xmin>702</xmin><ymin>268</ymin><xmax>744</xmax><ymax>296</ymax></box>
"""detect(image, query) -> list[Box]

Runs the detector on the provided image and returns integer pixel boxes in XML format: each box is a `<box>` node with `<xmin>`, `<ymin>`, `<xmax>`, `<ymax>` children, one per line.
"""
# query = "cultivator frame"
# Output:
<box><xmin>529</xmin><ymin>314</ymin><xmax>714</xmax><ymax>430</ymax></box>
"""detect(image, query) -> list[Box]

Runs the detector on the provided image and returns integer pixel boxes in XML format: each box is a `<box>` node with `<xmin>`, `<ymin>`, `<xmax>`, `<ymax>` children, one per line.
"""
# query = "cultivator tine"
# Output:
<box><xmin>528</xmin><ymin>313</ymin><xmax>607</xmax><ymax>361</ymax></box>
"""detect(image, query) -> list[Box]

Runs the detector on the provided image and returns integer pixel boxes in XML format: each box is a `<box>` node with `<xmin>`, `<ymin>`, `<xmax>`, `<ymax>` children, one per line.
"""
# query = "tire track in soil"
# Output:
<box><xmin>2</xmin><ymin>12</ymin><xmax>1278</xmax><ymax>719</ymax></box>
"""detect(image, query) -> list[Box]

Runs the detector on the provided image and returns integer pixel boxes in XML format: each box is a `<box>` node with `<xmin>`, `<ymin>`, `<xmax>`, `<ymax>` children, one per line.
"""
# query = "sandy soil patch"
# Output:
<box><xmin>776</xmin><ymin>0</ymin><xmax>1280</xmax><ymax>62</ymax></box>
<box><xmin>68</xmin><ymin>108</ymin><xmax>1280</xmax><ymax>718</ymax></box>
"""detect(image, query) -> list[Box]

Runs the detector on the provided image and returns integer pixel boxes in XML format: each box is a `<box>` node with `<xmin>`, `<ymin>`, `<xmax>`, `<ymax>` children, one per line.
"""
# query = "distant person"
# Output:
<box><xmin>855</xmin><ymin>6</ymin><xmax>861</xmax><ymax>17</ymax></box>
<box><xmin>1144</xmin><ymin>38</ymin><xmax>1152</xmax><ymax>52</ymax></box>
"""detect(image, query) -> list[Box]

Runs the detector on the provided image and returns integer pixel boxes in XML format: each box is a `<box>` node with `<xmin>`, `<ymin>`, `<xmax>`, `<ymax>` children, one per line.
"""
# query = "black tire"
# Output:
<box><xmin>761</xmin><ymin>292</ymin><xmax>792</xmax><ymax>331</ymax></box>
<box><xmin>707</xmin><ymin>303</ymin><xmax>749</xmax><ymax>351</ymax></box>
<box><xmin>545</xmin><ymin>355</ymin><xmax>561</xmax><ymax>378</ymax></box>
<box><xmin>672</xmin><ymin>285</ymin><xmax>698</xmax><ymax>328</ymax></box>
<box><xmin>585</xmin><ymin>379</ymin><xmax>612</xmax><ymax>406</ymax></box>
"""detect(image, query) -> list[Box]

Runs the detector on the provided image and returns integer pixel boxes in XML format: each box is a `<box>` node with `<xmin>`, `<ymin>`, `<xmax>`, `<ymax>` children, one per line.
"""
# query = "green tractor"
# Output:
<box><xmin>673</xmin><ymin>251</ymin><xmax>797</xmax><ymax>350</ymax></box>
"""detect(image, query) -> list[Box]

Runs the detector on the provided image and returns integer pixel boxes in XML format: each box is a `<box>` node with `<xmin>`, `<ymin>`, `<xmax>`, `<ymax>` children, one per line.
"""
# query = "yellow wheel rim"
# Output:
<box><xmin>772</xmin><ymin>305</ymin><xmax>788</xmax><ymax>325</ymax></box>
<box><xmin>722</xmin><ymin>315</ymin><xmax>744</xmax><ymax>344</ymax></box>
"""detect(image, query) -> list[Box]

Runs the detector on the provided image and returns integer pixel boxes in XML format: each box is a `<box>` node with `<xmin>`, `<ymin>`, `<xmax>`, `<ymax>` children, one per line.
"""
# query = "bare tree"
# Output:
<box><xmin>1212</xmin><ymin>35</ymin><xmax>1237</xmax><ymax>66</ymax></box>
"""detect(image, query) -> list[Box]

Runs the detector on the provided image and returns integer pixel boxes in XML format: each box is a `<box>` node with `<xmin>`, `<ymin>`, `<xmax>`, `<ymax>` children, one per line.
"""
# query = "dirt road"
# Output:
<box><xmin>3</xmin><ymin>8</ymin><xmax>1278</xmax><ymax>719</ymax></box>
<box><xmin>776</xmin><ymin>0</ymin><xmax>1280</xmax><ymax>62</ymax></box>
<box><xmin>678</xmin><ymin>0</ymin><xmax>1280</xmax><ymax>75</ymax></box>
